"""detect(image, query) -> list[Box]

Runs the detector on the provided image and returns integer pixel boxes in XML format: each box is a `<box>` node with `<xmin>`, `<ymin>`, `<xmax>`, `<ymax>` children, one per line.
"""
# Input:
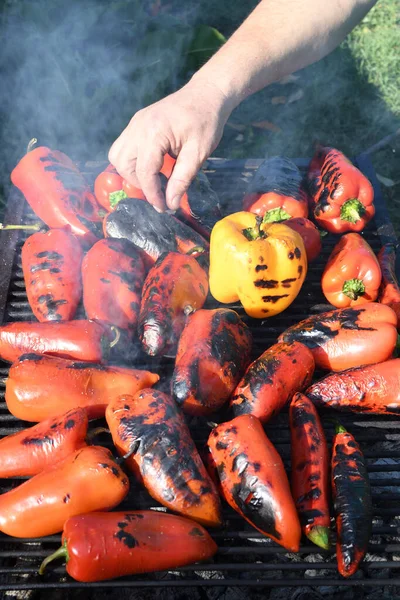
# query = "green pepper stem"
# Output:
<box><xmin>342</xmin><ymin>278</ymin><xmax>365</xmax><ymax>301</ymax></box>
<box><xmin>109</xmin><ymin>326</ymin><xmax>121</xmax><ymax>348</ymax></box>
<box><xmin>39</xmin><ymin>541</ymin><xmax>69</xmax><ymax>575</ymax></box>
<box><xmin>262</xmin><ymin>207</ymin><xmax>291</xmax><ymax>223</ymax></box>
<box><xmin>307</xmin><ymin>526</ymin><xmax>330</xmax><ymax>550</ymax></box>
<box><xmin>335</xmin><ymin>422</ymin><xmax>347</xmax><ymax>434</ymax></box>
<box><xmin>340</xmin><ymin>198</ymin><xmax>367</xmax><ymax>224</ymax></box>
<box><xmin>242</xmin><ymin>215</ymin><xmax>267</xmax><ymax>241</ymax></box>
<box><xmin>186</xmin><ymin>246</ymin><xmax>206</xmax><ymax>256</ymax></box>
<box><xmin>86</xmin><ymin>427</ymin><xmax>110</xmax><ymax>444</ymax></box>
<box><xmin>109</xmin><ymin>189</ymin><xmax>128</xmax><ymax>208</ymax></box>
<box><xmin>0</xmin><ymin>223</ymin><xmax>42</xmax><ymax>232</ymax></box>
<box><xmin>26</xmin><ymin>138</ymin><xmax>38</xmax><ymax>153</ymax></box>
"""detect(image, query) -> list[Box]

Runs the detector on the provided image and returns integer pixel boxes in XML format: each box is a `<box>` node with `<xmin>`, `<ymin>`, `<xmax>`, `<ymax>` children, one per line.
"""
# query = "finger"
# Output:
<box><xmin>135</xmin><ymin>147</ymin><xmax>166</xmax><ymax>212</ymax></box>
<box><xmin>108</xmin><ymin>133</ymin><xmax>141</xmax><ymax>188</ymax></box>
<box><xmin>165</xmin><ymin>144</ymin><xmax>202</xmax><ymax>211</ymax></box>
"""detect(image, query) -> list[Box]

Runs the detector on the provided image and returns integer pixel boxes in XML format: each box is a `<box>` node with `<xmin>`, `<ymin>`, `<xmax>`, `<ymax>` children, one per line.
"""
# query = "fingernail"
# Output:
<box><xmin>170</xmin><ymin>196</ymin><xmax>181</xmax><ymax>211</ymax></box>
<box><xmin>153</xmin><ymin>205</ymin><xmax>162</xmax><ymax>213</ymax></box>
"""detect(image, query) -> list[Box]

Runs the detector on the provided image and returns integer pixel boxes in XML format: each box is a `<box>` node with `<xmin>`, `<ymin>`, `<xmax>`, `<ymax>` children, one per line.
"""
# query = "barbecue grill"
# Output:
<box><xmin>0</xmin><ymin>154</ymin><xmax>400</xmax><ymax>595</ymax></box>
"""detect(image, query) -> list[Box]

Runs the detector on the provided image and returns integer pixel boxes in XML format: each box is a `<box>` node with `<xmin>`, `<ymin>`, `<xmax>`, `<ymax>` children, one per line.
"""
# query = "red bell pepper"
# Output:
<box><xmin>284</xmin><ymin>217</ymin><xmax>322</xmax><ymax>262</ymax></box>
<box><xmin>378</xmin><ymin>243</ymin><xmax>400</xmax><ymax>327</ymax></box>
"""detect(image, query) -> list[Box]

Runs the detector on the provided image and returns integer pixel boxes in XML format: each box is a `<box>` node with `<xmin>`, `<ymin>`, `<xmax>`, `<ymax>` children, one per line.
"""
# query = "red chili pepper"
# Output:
<box><xmin>0</xmin><ymin>445</ymin><xmax>129</xmax><ymax>538</ymax></box>
<box><xmin>11</xmin><ymin>146</ymin><xmax>103</xmax><ymax>246</ymax></box>
<box><xmin>322</xmin><ymin>233</ymin><xmax>382</xmax><ymax>307</ymax></box>
<box><xmin>230</xmin><ymin>341</ymin><xmax>315</xmax><ymax>423</ymax></box>
<box><xmin>207</xmin><ymin>414</ymin><xmax>301</xmax><ymax>551</ymax></box>
<box><xmin>39</xmin><ymin>511</ymin><xmax>218</xmax><ymax>582</ymax></box>
<box><xmin>106</xmin><ymin>389</ymin><xmax>222</xmax><ymax>527</ymax></box>
<box><xmin>172</xmin><ymin>308</ymin><xmax>252</xmax><ymax>415</ymax></box>
<box><xmin>289</xmin><ymin>393</ymin><xmax>330</xmax><ymax>550</ymax></box>
<box><xmin>307</xmin><ymin>146</ymin><xmax>375</xmax><ymax>233</ymax></box>
<box><xmin>22</xmin><ymin>229</ymin><xmax>83</xmax><ymax>322</ymax></box>
<box><xmin>332</xmin><ymin>424</ymin><xmax>372</xmax><ymax>577</ymax></box>
<box><xmin>5</xmin><ymin>353</ymin><xmax>159</xmax><ymax>421</ymax></box>
<box><xmin>0</xmin><ymin>320</ymin><xmax>112</xmax><ymax>364</ymax></box>
<box><xmin>0</xmin><ymin>407</ymin><xmax>88</xmax><ymax>477</ymax></box>
<box><xmin>82</xmin><ymin>238</ymin><xmax>146</xmax><ymax>337</ymax></box>
<box><xmin>377</xmin><ymin>243</ymin><xmax>400</xmax><ymax>327</ymax></box>
<box><xmin>284</xmin><ymin>217</ymin><xmax>322</xmax><ymax>262</ymax></box>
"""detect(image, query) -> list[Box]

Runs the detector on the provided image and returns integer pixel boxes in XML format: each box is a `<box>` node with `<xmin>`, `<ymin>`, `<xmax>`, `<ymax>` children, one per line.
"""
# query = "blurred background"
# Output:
<box><xmin>0</xmin><ymin>0</ymin><xmax>399</xmax><ymax>226</ymax></box>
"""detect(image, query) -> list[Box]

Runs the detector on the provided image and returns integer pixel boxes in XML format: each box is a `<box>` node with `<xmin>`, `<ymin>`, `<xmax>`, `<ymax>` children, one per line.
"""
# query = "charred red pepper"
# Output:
<box><xmin>289</xmin><ymin>393</ymin><xmax>330</xmax><ymax>550</ymax></box>
<box><xmin>11</xmin><ymin>146</ymin><xmax>103</xmax><ymax>246</ymax></box>
<box><xmin>39</xmin><ymin>511</ymin><xmax>217</xmax><ymax>582</ymax></box>
<box><xmin>94</xmin><ymin>165</ymin><xmax>146</xmax><ymax>212</ymax></box>
<box><xmin>139</xmin><ymin>251</ymin><xmax>208</xmax><ymax>356</ymax></box>
<box><xmin>22</xmin><ymin>229</ymin><xmax>83</xmax><ymax>322</ymax></box>
<box><xmin>332</xmin><ymin>424</ymin><xmax>372</xmax><ymax>577</ymax></box>
<box><xmin>284</xmin><ymin>217</ymin><xmax>322</xmax><ymax>262</ymax></box>
<box><xmin>378</xmin><ymin>243</ymin><xmax>400</xmax><ymax>326</ymax></box>
<box><xmin>5</xmin><ymin>353</ymin><xmax>159</xmax><ymax>421</ymax></box>
<box><xmin>177</xmin><ymin>171</ymin><xmax>222</xmax><ymax>238</ymax></box>
<box><xmin>307</xmin><ymin>147</ymin><xmax>375</xmax><ymax>233</ymax></box>
<box><xmin>306</xmin><ymin>358</ymin><xmax>400</xmax><ymax>415</ymax></box>
<box><xmin>321</xmin><ymin>233</ymin><xmax>381</xmax><ymax>307</ymax></box>
<box><xmin>172</xmin><ymin>308</ymin><xmax>252</xmax><ymax>415</ymax></box>
<box><xmin>0</xmin><ymin>407</ymin><xmax>88</xmax><ymax>477</ymax></box>
<box><xmin>82</xmin><ymin>238</ymin><xmax>146</xmax><ymax>337</ymax></box>
<box><xmin>278</xmin><ymin>302</ymin><xmax>397</xmax><ymax>371</ymax></box>
<box><xmin>230</xmin><ymin>341</ymin><xmax>315</xmax><ymax>423</ymax></box>
<box><xmin>0</xmin><ymin>320</ymin><xmax>112</xmax><ymax>364</ymax></box>
<box><xmin>243</xmin><ymin>157</ymin><xmax>309</xmax><ymax>222</ymax></box>
<box><xmin>106</xmin><ymin>389</ymin><xmax>222</xmax><ymax>527</ymax></box>
<box><xmin>0</xmin><ymin>445</ymin><xmax>129</xmax><ymax>538</ymax></box>
<box><xmin>207</xmin><ymin>414</ymin><xmax>301</xmax><ymax>551</ymax></box>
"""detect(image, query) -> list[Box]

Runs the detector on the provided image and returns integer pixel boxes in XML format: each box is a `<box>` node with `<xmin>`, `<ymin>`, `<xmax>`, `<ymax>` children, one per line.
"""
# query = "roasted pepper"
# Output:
<box><xmin>279</xmin><ymin>302</ymin><xmax>397</xmax><ymax>371</ymax></box>
<box><xmin>22</xmin><ymin>229</ymin><xmax>83</xmax><ymax>322</ymax></box>
<box><xmin>82</xmin><ymin>238</ymin><xmax>146</xmax><ymax>337</ymax></box>
<box><xmin>332</xmin><ymin>424</ymin><xmax>372</xmax><ymax>577</ymax></box>
<box><xmin>104</xmin><ymin>198</ymin><xmax>209</xmax><ymax>264</ymax></box>
<box><xmin>209</xmin><ymin>212</ymin><xmax>307</xmax><ymax>318</ymax></box>
<box><xmin>5</xmin><ymin>353</ymin><xmax>159</xmax><ymax>421</ymax></box>
<box><xmin>230</xmin><ymin>341</ymin><xmax>315</xmax><ymax>423</ymax></box>
<box><xmin>94</xmin><ymin>165</ymin><xmax>145</xmax><ymax>212</ymax></box>
<box><xmin>289</xmin><ymin>393</ymin><xmax>330</xmax><ymax>550</ymax></box>
<box><xmin>243</xmin><ymin>157</ymin><xmax>309</xmax><ymax>222</ymax></box>
<box><xmin>284</xmin><ymin>217</ymin><xmax>322</xmax><ymax>262</ymax></box>
<box><xmin>178</xmin><ymin>171</ymin><xmax>222</xmax><ymax>238</ymax></box>
<box><xmin>378</xmin><ymin>243</ymin><xmax>400</xmax><ymax>327</ymax></box>
<box><xmin>322</xmin><ymin>233</ymin><xmax>381</xmax><ymax>307</ymax></box>
<box><xmin>39</xmin><ymin>511</ymin><xmax>218</xmax><ymax>582</ymax></box>
<box><xmin>0</xmin><ymin>320</ymin><xmax>112</xmax><ymax>364</ymax></box>
<box><xmin>106</xmin><ymin>389</ymin><xmax>222</xmax><ymax>527</ymax></box>
<box><xmin>307</xmin><ymin>146</ymin><xmax>375</xmax><ymax>233</ymax></box>
<box><xmin>172</xmin><ymin>308</ymin><xmax>253</xmax><ymax>415</ymax></box>
<box><xmin>0</xmin><ymin>445</ymin><xmax>129</xmax><ymax>538</ymax></box>
<box><xmin>11</xmin><ymin>146</ymin><xmax>103</xmax><ymax>246</ymax></box>
<box><xmin>139</xmin><ymin>251</ymin><xmax>208</xmax><ymax>356</ymax></box>
<box><xmin>0</xmin><ymin>407</ymin><xmax>88</xmax><ymax>478</ymax></box>
<box><xmin>207</xmin><ymin>414</ymin><xmax>301</xmax><ymax>551</ymax></box>
<box><xmin>306</xmin><ymin>358</ymin><xmax>400</xmax><ymax>415</ymax></box>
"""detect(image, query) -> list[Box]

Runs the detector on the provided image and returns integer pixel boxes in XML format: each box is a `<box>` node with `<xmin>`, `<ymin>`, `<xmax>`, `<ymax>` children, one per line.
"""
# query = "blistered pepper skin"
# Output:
<box><xmin>172</xmin><ymin>308</ymin><xmax>253</xmax><ymax>415</ymax></box>
<box><xmin>378</xmin><ymin>243</ymin><xmax>400</xmax><ymax>327</ymax></box>
<box><xmin>230</xmin><ymin>341</ymin><xmax>315</xmax><ymax>423</ymax></box>
<box><xmin>207</xmin><ymin>414</ymin><xmax>301</xmax><ymax>551</ymax></box>
<box><xmin>106</xmin><ymin>389</ymin><xmax>222</xmax><ymax>527</ymax></box>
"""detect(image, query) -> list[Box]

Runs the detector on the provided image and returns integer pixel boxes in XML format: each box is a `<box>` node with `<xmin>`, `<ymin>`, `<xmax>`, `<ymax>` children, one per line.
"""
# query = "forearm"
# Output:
<box><xmin>191</xmin><ymin>0</ymin><xmax>378</xmax><ymax>110</ymax></box>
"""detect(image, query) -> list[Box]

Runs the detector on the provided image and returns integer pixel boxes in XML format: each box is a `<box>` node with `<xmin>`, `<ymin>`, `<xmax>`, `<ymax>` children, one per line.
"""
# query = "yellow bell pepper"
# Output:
<box><xmin>209</xmin><ymin>212</ymin><xmax>307</xmax><ymax>318</ymax></box>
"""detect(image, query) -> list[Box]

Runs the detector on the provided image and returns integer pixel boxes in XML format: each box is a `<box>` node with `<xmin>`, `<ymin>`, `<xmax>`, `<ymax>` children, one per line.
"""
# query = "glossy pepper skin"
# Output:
<box><xmin>0</xmin><ymin>320</ymin><xmax>111</xmax><ymax>364</ymax></box>
<box><xmin>139</xmin><ymin>251</ymin><xmax>208</xmax><ymax>357</ymax></box>
<box><xmin>0</xmin><ymin>407</ymin><xmax>87</xmax><ymax>478</ymax></box>
<box><xmin>207</xmin><ymin>414</ymin><xmax>301</xmax><ymax>551</ymax></box>
<box><xmin>230</xmin><ymin>341</ymin><xmax>315</xmax><ymax>423</ymax></box>
<box><xmin>284</xmin><ymin>217</ymin><xmax>322</xmax><ymax>262</ymax></box>
<box><xmin>279</xmin><ymin>302</ymin><xmax>397</xmax><ymax>371</ymax></box>
<box><xmin>172</xmin><ymin>308</ymin><xmax>253</xmax><ymax>416</ymax></box>
<box><xmin>5</xmin><ymin>353</ymin><xmax>159</xmax><ymax>421</ymax></box>
<box><xmin>378</xmin><ymin>243</ymin><xmax>400</xmax><ymax>327</ymax></box>
<box><xmin>332</xmin><ymin>425</ymin><xmax>372</xmax><ymax>577</ymax></box>
<box><xmin>307</xmin><ymin>147</ymin><xmax>375</xmax><ymax>234</ymax></box>
<box><xmin>289</xmin><ymin>393</ymin><xmax>330</xmax><ymax>550</ymax></box>
<box><xmin>322</xmin><ymin>233</ymin><xmax>381</xmax><ymax>307</ymax></box>
<box><xmin>306</xmin><ymin>358</ymin><xmax>400</xmax><ymax>415</ymax></box>
<box><xmin>11</xmin><ymin>146</ymin><xmax>103</xmax><ymax>246</ymax></box>
<box><xmin>82</xmin><ymin>238</ymin><xmax>146</xmax><ymax>336</ymax></box>
<box><xmin>243</xmin><ymin>157</ymin><xmax>309</xmax><ymax>222</ymax></box>
<box><xmin>22</xmin><ymin>229</ymin><xmax>83</xmax><ymax>322</ymax></box>
<box><xmin>209</xmin><ymin>212</ymin><xmax>307</xmax><ymax>318</ymax></box>
<box><xmin>39</xmin><ymin>511</ymin><xmax>218</xmax><ymax>583</ymax></box>
<box><xmin>0</xmin><ymin>445</ymin><xmax>129</xmax><ymax>538</ymax></box>
<box><xmin>104</xmin><ymin>198</ymin><xmax>209</xmax><ymax>265</ymax></box>
<box><xmin>106</xmin><ymin>389</ymin><xmax>222</xmax><ymax>527</ymax></box>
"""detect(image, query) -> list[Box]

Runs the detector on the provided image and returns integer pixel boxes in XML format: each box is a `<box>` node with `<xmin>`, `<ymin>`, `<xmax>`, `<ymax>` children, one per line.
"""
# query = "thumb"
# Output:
<box><xmin>166</xmin><ymin>144</ymin><xmax>202</xmax><ymax>211</ymax></box>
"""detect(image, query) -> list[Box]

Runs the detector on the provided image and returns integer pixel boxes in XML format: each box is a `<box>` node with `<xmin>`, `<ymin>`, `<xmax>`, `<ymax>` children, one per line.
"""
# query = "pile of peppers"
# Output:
<box><xmin>1</xmin><ymin>140</ymin><xmax>395</xmax><ymax>582</ymax></box>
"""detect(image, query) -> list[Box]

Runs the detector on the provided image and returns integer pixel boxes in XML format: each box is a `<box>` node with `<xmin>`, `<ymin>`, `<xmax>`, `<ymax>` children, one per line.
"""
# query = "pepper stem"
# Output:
<box><xmin>335</xmin><ymin>422</ymin><xmax>347</xmax><ymax>434</ymax></box>
<box><xmin>186</xmin><ymin>246</ymin><xmax>206</xmax><ymax>256</ymax></box>
<box><xmin>39</xmin><ymin>541</ymin><xmax>69</xmax><ymax>575</ymax></box>
<box><xmin>262</xmin><ymin>207</ymin><xmax>291</xmax><ymax>223</ymax></box>
<box><xmin>342</xmin><ymin>278</ymin><xmax>365</xmax><ymax>301</ymax></box>
<box><xmin>242</xmin><ymin>216</ymin><xmax>267</xmax><ymax>241</ymax></box>
<box><xmin>86</xmin><ymin>427</ymin><xmax>110</xmax><ymax>443</ymax></box>
<box><xmin>307</xmin><ymin>526</ymin><xmax>330</xmax><ymax>550</ymax></box>
<box><xmin>109</xmin><ymin>326</ymin><xmax>121</xmax><ymax>348</ymax></box>
<box><xmin>0</xmin><ymin>223</ymin><xmax>42</xmax><ymax>232</ymax></box>
<box><xmin>26</xmin><ymin>138</ymin><xmax>38</xmax><ymax>153</ymax></box>
<box><xmin>109</xmin><ymin>189</ymin><xmax>128</xmax><ymax>208</ymax></box>
<box><xmin>340</xmin><ymin>198</ymin><xmax>366</xmax><ymax>224</ymax></box>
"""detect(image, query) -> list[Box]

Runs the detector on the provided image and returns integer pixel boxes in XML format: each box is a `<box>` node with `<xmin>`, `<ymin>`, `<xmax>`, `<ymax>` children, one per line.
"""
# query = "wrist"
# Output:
<box><xmin>187</xmin><ymin>73</ymin><xmax>238</xmax><ymax>119</ymax></box>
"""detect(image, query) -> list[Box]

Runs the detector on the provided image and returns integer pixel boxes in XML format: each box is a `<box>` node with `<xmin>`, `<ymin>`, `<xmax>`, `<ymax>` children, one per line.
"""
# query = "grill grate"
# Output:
<box><xmin>0</xmin><ymin>154</ymin><xmax>400</xmax><ymax>592</ymax></box>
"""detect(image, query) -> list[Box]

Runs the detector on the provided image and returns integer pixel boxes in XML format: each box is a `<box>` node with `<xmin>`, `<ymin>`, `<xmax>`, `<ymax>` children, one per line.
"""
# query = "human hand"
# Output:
<box><xmin>108</xmin><ymin>78</ymin><xmax>232</xmax><ymax>211</ymax></box>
